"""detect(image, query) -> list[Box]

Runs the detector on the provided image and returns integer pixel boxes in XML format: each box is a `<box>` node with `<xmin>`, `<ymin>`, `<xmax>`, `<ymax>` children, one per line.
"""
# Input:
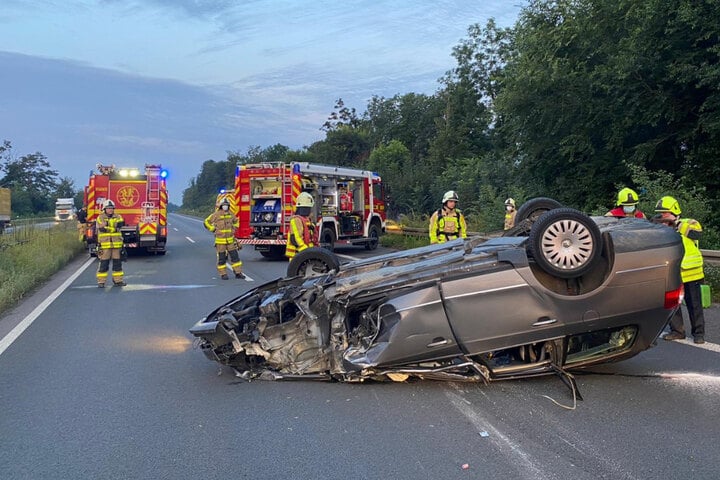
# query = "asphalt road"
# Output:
<box><xmin>1</xmin><ymin>213</ymin><xmax>719</xmax><ymax>480</ymax></box>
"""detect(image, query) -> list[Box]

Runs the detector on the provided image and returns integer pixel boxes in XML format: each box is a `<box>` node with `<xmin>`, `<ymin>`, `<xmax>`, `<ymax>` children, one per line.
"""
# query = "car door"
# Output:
<box><xmin>441</xmin><ymin>266</ymin><xmax>567</xmax><ymax>355</ymax></box>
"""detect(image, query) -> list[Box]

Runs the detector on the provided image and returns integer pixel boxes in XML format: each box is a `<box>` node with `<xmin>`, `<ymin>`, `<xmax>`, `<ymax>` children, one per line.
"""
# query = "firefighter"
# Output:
<box><xmin>504</xmin><ymin>198</ymin><xmax>517</xmax><ymax>230</ymax></box>
<box><xmin>429</xmin><ymin>190</ymin><xmax>467</xmax><ymax>244</ymax></box>
<box><xmin>653</xmin><ymin>196</ymin><xmax>706</xmax><ymax>344</ymax></box>
<box><xmin>76</xmin><ymin>205</ymin><xmax>88</xmax><ymax>241</ymax></box>
<box><xmin>605</xmin><ymin>187</ymin><xmax>647</xmax><ymax>218</ymax></box>
<box><xmin>96</xmin><ymin>199</ymin><xmax>126</xmax><ymax>287</ymax></box>
<box><xmin>286</xmin><ymin>192</ymin><xmax>316</xmax><ymax>259</ymax></box>
<box><xmin>204</xmin><ymin>198</ymin><xmax>245</xmax><ymax>280</ymax></box>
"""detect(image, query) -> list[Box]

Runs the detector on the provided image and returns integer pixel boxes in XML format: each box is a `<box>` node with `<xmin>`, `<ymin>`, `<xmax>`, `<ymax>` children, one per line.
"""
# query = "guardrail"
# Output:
<box><xmin>386</xmin><ymin>225</ymin><xmax>720</xmax><ymax>266</ymax></box>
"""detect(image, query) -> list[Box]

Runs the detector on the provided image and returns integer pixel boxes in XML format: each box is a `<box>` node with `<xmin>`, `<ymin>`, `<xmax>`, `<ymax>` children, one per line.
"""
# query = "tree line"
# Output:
<box><xmin>182</xmin><ymin>0</ymin><xmax>719</xmax><ymax>245</ymax></box>
<box><xmin>0</xmin><ymin>141</ymin><xmax>77</xmax><ymax>216</ymax></box>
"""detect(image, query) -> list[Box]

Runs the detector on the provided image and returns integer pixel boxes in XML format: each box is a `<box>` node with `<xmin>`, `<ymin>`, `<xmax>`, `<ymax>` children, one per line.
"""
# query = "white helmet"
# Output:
<box><xmin>504</xmin><ymin>198</ymin><xmax>516</xmax><ymax>208</ymax></box>
<box><xmin>442</xmin><ymin>190</ymin><xmax>459</xmax><ymax>204</ymax></box>
<box><xmin>296</xmin><ymin>192</ymin><xmax>314</xmax><ymax>208</ymax></box>
<box><xmin>102</xmin><ymin>199</ymin><xmax>116</xmax><ymax>210</ymax></box>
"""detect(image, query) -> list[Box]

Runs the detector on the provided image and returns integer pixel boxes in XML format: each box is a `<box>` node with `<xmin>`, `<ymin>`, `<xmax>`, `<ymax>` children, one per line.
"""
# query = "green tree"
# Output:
<box><xmin>54</xmin><ymin>177</ymin><xmax>77</xmax><ymax>200</ymax></box>
<box><xmin>494</xmin><ymin>0</ymin><xmax>720</xmax><ymax>213</ymax></box>
<box><xmin>0</xmin><ymin>143</ymin><xmax>59</xmax><ymax>215</ymax></box>
<box><xmin>364</xmin><ymin>93</ymin><xmax>443</xmax><ymax>160</ymax></box>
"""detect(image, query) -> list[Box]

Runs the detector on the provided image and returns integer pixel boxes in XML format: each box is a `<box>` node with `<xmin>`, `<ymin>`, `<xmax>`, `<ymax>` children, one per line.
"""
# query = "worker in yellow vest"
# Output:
<box><xmin>654</xmin><ymin>196</ymin><xmax>705</xmax><ymax>344</ymax></box>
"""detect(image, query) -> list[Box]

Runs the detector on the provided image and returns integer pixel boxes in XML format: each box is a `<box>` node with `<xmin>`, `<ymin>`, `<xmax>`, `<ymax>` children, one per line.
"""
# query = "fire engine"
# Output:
<box><xmin>232</xmin><ymin>162</ymin><xmax>386</xmax><ymax>259</ymax></box>
<box><xmin>83</xmin><ymin>164</ymin><xmax>169</xmax><ymax>255</ymax></box>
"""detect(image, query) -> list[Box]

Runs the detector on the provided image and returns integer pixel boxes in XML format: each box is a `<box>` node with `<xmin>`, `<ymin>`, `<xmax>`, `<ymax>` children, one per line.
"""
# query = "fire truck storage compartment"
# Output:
<box><xmin>340</xmin><ymin>214</ymin><xmax>362</xmax><ymax>235</ymax></box>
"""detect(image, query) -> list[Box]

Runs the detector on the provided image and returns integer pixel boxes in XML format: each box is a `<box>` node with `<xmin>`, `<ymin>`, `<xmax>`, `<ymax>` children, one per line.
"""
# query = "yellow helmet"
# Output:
<box><xmin>296</xmin><ymin>192</ymin><xmax>314</xmax><ymax>208</ymax></box>
<box><xmin>617</xmin><ymin>187</ymin><xmax>639</xmax><ymax>206</ymax></box>
<box><xmin>654</xmin><ymin>196</ymin><xmax>681</xmax><ymax>216</ymax></box>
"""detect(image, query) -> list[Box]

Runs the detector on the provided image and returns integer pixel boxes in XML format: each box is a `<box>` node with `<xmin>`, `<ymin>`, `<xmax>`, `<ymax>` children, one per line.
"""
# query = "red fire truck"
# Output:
<box><xmin>232</xmin><ymin>162</ymin><xmax>386</xmax><ymax>259</ymax></box>
<box><xmin>83</xmin><ymin>164</ymin><xmax>169</xmax><ymax>255</ymax></box>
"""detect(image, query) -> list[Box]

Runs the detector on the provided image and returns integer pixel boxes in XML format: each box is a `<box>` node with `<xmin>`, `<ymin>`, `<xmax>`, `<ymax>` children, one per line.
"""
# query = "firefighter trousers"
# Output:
<box><xmin>215</xmin><ymin>243</ymin><xmax>243</xmax><ymax>276</ymax></box>
<box><xmin>97</xmin><ymin>247</ymin><xmax>124</xmax><ymax>285</ymax></box>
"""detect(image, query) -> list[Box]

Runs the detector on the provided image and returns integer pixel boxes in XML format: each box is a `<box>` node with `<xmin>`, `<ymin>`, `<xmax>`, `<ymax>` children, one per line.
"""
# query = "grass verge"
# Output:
<box><xmin>0</xmin><ymin>221</ymin><xmax>85</xmax><ymax>315</ymax></box>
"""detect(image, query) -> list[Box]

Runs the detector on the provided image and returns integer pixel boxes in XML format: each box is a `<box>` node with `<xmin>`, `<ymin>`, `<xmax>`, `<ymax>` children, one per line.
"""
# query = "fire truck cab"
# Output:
<box><xmin>234</xmin><ymin>162</ymin><xmax>386</xmax><ymax>259</ymax></box>
<box><xmin>83</xmin><ymin>164</ymin><xmax>169</xmax><ymax>256</ymax></box>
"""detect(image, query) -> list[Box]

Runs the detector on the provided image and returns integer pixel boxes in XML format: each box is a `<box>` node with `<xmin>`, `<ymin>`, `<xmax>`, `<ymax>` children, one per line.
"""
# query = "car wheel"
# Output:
<box><xmin>320</xmin><ymin>227</ymin><xmax>336</xmax><ymax>251</ymax></box>
<box><xmin>365</xmin><ymin>224</ymin><xmax>380</xmax><ymax>250</ymax></box>
<box><xmin>287</xmin><ymin>247</ymin><xmax>341</xmax><ymax>277</ymax></box>
<box><xmin>503</xmin><ymin>197</ymin><xmax>564</xmax><ymax>237</ymax></box>
<box><xmin>528</xmin><ymin>208</ymin><xmax>602</xmax><ymax>279</ymax></box>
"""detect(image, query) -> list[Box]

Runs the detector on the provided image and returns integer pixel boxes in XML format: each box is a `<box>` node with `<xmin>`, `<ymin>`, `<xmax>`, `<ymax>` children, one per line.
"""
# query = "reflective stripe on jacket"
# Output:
<box><xmin>286</xmin><ymin>215</ymin><xmax>315</xmax><ymax>258</ymax></box>
<box><xmin>204</xmin><ymin>211</ymin><xmax>238</xmax><ymax>245</ymax></box>
<box><xmin>678</xmin><ymin>219</ymin><xmax>704</xmax><ymax>283</ymax></box>
<box><xmin>429</xmin><ymin>207</ymin><xmax>467</xmax><ymax>244</ymax></box>
<box><xmin>96</xmin><ymin>213</ymin><xmax>124</xmax><ymax>249</ymax></box>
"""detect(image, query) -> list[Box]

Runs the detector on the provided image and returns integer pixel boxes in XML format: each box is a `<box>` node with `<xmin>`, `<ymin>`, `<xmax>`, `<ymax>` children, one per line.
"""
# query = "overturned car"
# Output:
<box><xmin>190</xmin><ymin>200</ymin><xmax>684</xmax><ymax>386</ymax></box>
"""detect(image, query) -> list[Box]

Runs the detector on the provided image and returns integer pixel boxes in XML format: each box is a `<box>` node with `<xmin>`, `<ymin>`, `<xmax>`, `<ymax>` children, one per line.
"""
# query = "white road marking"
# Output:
<box><xmin>444</xmin><ymin>388</ymin><xmax>551</xmax><ymax>480</ymax></box>
<box><xmin>173</xmin><ymin>227</ymin><xmax>179</xmax><ymax>231</ymax></box>
<box><xmin>673</xmin><ymin>338</ymin><xmax>720</xmax><ymax>353</ymax></box>
<box><xmin>0</xmin><ymin>257</ymin><xmax>95</xmax><ymax>357</ymax></box>
<box><xmin>186</xmin><ymin>236</ymin><xmax>195</xmax><ymax>243</ymax></box>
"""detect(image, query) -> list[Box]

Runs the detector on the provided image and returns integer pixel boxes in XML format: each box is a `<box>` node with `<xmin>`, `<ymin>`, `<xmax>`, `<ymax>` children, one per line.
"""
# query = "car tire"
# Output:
<box><xmin>528</xmin><ymin>208</ymin><xmax>603</xmax><ymax>279</ymax></box>
<box><xmin>365</xmin><ymin>223</ymin><xmax>380</xmax><ymax>250</ymax></box>
<box><xmin>286</xmin><ymin>247</ymin><xmax>341</xmax><ymax>277</ymax></box>
<box><xmin>320</xmin><ymin>227</ymin><xmax>336</xmax><ymax>252</ymax></box>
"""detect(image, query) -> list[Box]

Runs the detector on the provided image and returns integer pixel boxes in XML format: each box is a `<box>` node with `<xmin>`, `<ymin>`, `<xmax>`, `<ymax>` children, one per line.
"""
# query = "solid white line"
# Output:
<box><xmin>186</xmin><ymin>236</ymin><xmax>195</xmax><ymax>243</ymax></box>
<box><xmin>674</xmin><ymin>338</ymin><xmax>720</xmax><ymax>353</ymax></box>
<box><xmin>0</xmin><ymin>256</ymin><xmax>95</xmax><ymax>357</ymax></box>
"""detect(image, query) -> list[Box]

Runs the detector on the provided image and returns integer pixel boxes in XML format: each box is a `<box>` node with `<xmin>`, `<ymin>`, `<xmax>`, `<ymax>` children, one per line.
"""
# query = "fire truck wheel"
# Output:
<box><xmin>365</xmin><ymin>224</ymin><xmax>381</xmax><ymax>250</ymax></box>
<box><xmin>287</xmin><ymin>247</ymin><xmax>341</xmax><ymax>278</ymax></box>
<box><xmin>320</xmin><ymin>227</ymin><xmax>336</xmax><ymax>252</ymax></box>
<box><xmin>259</xmin><ymin>246</ymin><xmax>286</xmax><ymax>260</ymax></box>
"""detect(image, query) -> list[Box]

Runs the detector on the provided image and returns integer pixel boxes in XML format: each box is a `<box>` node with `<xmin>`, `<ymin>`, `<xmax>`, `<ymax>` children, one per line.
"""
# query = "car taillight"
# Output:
<box><xmin>664</xmin><ymin>285</ymin><xmax>684</xmax><ymax>309</ymax></box>
<box><xmin>160</xmin><ymin>226</ymin><xmax>167</xmax><ymax>236</ymax></box>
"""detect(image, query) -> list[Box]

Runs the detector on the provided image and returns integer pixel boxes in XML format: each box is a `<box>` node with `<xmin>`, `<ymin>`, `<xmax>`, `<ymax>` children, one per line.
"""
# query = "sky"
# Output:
<box><xmin>0</xmin><ymin>0</ymin><xmax>526</xmax><ymax>204</ymax></box>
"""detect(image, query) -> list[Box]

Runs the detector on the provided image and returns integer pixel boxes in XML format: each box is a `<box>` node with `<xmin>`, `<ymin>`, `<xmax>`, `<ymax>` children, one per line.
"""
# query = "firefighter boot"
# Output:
<box><xmin>221</xmin><ymin>274</ymin><xmax>229</xmax><ymax>280</ymax></box>
<box><xmin>235</xmin><ymin>272</ymin><xmax>246</xmax><ymax>279</ymax></box>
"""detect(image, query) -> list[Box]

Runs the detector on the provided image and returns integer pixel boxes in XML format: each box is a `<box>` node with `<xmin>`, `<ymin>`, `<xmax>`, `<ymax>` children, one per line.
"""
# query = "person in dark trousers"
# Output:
<box><xmin>653</xmin><ymin>196</ymin><xmax>706</xmax><ymax>344</ymax></box>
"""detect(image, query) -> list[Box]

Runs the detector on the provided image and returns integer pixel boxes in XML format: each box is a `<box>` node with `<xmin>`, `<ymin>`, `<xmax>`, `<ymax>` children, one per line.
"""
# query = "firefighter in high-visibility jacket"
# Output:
<box><xmin>503</xmin><ymin>198</ymin><xmax>517</xmax><ymax>230</ymax></box>
<box><xmin>96</xmin><ymin>199</ymin><xmax>126</xmax><ymax>287</ymax></box>
<box><xmin>204</xmin><ymin>198</ymin><xmax>245</xmax><ymax>280</ymax></box>
<box><xmin>286</xmin><ymin>192</ymin><xmax>316</xmax><ymax>259</ymax></box>
<box><xmin>429</xmin><ymin>191</ymin><xmax>467</xmax><ymax>244</ymax></box>
<box><xmin>653</xmin><ymin>196</ymin><xmax>706</xmax><ymax>344</ymax></box>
